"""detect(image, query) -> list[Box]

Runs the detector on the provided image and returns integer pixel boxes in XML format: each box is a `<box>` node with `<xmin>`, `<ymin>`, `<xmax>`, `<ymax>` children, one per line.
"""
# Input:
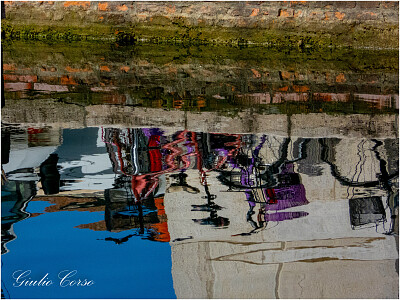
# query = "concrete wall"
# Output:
<box><xmin>2</xmin><ymin>101</ymin><xmax>398</xmax><ymax>138</ymax></box>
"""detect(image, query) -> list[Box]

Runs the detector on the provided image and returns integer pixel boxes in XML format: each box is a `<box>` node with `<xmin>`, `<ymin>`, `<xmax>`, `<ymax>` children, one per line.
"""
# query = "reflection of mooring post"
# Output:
<box><xmin>204</xmin><ymin>183</ymin><xmax>214</xmax><ymax>206</ymax></box>
<box><xmin>371</xmin><ymin>139</ymin><xmax>393</xmax><ymax>193</ymax></box>
<box><xmin>287</xmin><ymin>113</ymin><xmax>292</xmax><ymax>138</ymax></box>
<box><xmin>137</xmin><ymin>202</ymin><xmax>144</xmax><ymax>234</ymax></box>
<box><xmin>168</xmin><ymin>171</ymin><xmax>200</xmax><ymax>194</ymax></box>
<box><xmin>371</xmin><ymin>139</ymin><xmax>398</xmax><ymax>234</ymax></box>
<box><xmin>39</xmin><ymin>154</ymin><xmax>60</xmax><ymax>195</ymax></box>
<box><xmin>1</xmin><ymin>50</ymin><xmax>3</xmax><ymax>108</ymax></box>
<box><xmin>201</xmin><ymin>177</ymin><xmax>220</xmax><ymax>218</ymax></box>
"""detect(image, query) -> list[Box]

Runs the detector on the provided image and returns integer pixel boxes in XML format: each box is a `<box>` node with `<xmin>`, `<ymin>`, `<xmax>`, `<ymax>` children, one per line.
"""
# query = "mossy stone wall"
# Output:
<box><xmin>2</xmin><ymin>1</ymin><xmax>399</xmax><ymax>49</ymax></box>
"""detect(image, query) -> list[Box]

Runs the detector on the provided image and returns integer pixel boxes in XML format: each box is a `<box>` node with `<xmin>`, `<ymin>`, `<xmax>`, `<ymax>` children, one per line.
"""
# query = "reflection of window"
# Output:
<box><xmin>277</xmin><ymin>173</ymin><xmax>300</xmax><ymax>186</ymax></box>
<box><xmin>349</xmin><ymin>196</ymin><xmax>386</xmax><ymax>229</ymax></box>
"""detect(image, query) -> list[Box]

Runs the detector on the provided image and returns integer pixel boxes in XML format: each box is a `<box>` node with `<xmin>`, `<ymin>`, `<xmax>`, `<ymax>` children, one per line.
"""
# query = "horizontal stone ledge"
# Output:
<box><xmin>2</xmin><ymin>100</ymin><xmax>397</xmax><ymax>138</ymax></box>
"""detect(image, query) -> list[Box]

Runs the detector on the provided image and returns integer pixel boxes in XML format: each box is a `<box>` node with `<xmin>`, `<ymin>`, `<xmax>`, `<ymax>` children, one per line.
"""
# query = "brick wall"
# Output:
<box><xmin>3</xmin><ymin>1</ymin><xmax>399</xmax><ymax>27</ymax></box>
<box><xmin>2</xmin><ymin>1</ymin><xmax>399</xmax><ymax>48</ymax></box>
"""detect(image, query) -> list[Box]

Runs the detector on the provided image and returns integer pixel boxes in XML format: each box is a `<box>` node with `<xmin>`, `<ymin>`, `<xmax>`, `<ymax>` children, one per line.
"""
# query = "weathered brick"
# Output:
<box><xmin>3</xmin><ymin>74</ymin><xmax>37</xmax><ymax>82</ymax></box>
<box><xmin>98</xmin><ymin>2</ymin><xmax>108</xmax><ymax>11</ymax></box>
<box><xmin>250</xmin><ymin>8</ymin><xmax>259</xmax><ymax>17</ymax></box>
<box><xmin>117</xmin><ymin>4</ymin><xmax>128</xmax><ymax>12</ymax></box>
<box><xmin>278</xmin><ymin>8</ymin><xmax>294</xmax><ymax>17</ymax></box>
<box><xmin>381</xmin><ymin>1</ymin><xmax>398</xmax><ymax>9</ymax></box>
<box><xmin>63</xmin><ymin>1</ymin><xmax>91</xmax><ymax>9</ymax></box>
<box><xmin>165</xmin><ymin>4</ymin><xmax>176</xmax><ymax>14</ymax></box>
<box><xmin>34</xmin><ymin>83</ymin><xmax>69</xmax><ymax>92</ymax></box>
<box><xmin>61</xmin><ymin>75</ymin><xmax>77</xmax><ymax>85</ymax></box>
<box><xmin>357</xmin><ymin>1</ymin><xmax>381</xmax><ymax>9</ymax></box>
<box><xmin>2</xmin><ymin>0</ymin><xmax>398</xmax><ymax>50</ymax></box>
<box><xmin>289</xmin><ymin>1</ymin><xmax>308</xmax><ymax>8</ymax></box>
<box><xmin>293</xmin><ymin>85</ymin><xmax>310</xmax><ymax>92</ymax></box>
<box><xmin>335</xmin><ymin>73</ymin><xmax>346</xmax><ymax>83</ymax></box>
<box><xmin>334</xmin><ymin>2</ymin><xmax>357</xmax><ymax>9</ymax></box>
<box><xmin>335</xmin><ymin>12</ymin><xmax>346</xmax><ymax>20</ymax></box>
<box><xmin>120</xmin><ymin>66</ymin><xmax>130</xmax><ymax>73</ymax></box>
<box><xmin>357</xmin><ymin>12</ymin><xmax>378</xmax><ymax>20</ymax></box>
<box><xmin>313</xmin><ymin>93</ymin><xmax>350</xmax><ymax>102</ymax></box>
<box><xmin>3</xmin><ymin>64</ymin><xmax>16</xmax><ymax>71</ymax></box>
<box><xmin>100</xmin><ymin>65</ymin><xmax>111</xmax><ymax>72</ymax></box>
<box><xmin>4</xmin><ymin>82</ymin><xmax>34</xmax><ymax>91</ymax></box>
<box><xmin>280</xmin><ymin>71</ymin><xmax>295</xmax><ymax>80</ymax></box>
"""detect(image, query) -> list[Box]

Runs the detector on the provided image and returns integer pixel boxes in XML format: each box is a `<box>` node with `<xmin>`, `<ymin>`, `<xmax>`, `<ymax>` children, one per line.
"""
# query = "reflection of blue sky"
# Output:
<box><xmin>2</xmin><ymin>201</ymin><xmax>176</xmax><ymax>299</ymax></box>
<box><xmin>24</xmin><ymin>200</ymin><xmax>54</xmax><ymax>214</ymax></box>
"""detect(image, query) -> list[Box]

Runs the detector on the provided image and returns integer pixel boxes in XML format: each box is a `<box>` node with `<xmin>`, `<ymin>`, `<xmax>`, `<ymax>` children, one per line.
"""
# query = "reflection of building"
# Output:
<box><xmin>2</xmin><ymin>125</ymin><xmax>61</xmax><ymax>174</ymax></box>
<box><xmin>2</xmin><ymin>124</ymin><xmax>398</xmax><ymax>297</ymax></box>
<box><xmin>295</xmin><ymin>138</ymin><xmax>324</xmax><ymax>176</ymax></box>
<box><xmin>162</xmin><ymin>135</ymin><xmax>398</xmax><ymax>299</ymax></box>
<box><xmin>354</xmin><ymin>93</ymin><xmax>398</xmax><ymax>110</ymax></box>
<box><xmin>1</xmin><ymin>125</ymin><xmax>62</xmax><ymax>254</ymax></box>
<box><xmin>1</xmin><ymin>180</ymin><xmax>36</xmax><ymax>254</ymax></box>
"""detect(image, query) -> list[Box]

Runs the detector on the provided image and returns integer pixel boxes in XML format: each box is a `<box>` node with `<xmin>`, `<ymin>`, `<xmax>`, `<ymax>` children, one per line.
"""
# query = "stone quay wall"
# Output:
<box><xmin>2</xmin><ymin>1</ymin><xmax>399</xmax><ymax>49</ymax></box>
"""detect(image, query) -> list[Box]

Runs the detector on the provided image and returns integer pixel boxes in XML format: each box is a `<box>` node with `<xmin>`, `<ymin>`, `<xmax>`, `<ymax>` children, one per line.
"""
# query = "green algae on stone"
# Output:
<box><xmin>2</xmin><ymin>19</ymin><xmax>398</xmax><ymax>50</ymax></box>
<box><xmin>2</xmin><ymin>40</ymin><xmax>398</xmax><ymax>73</ymax></box>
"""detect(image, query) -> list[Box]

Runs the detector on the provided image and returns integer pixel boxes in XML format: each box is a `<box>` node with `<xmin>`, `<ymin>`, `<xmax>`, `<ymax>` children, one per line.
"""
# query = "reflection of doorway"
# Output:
<box><xmin>349</xmin><ymin>196</ymin><xmax>386</xmax><ymax>229</ymax></box>
<box><xmin>217</xmin><ymin>135</ymin><xmax>310</xmax><ymax>235</ymax></box>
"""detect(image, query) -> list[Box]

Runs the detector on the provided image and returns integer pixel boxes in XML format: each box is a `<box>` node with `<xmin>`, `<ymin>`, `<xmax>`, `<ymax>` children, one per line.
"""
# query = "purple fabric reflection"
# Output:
<box><xmin>142</xmin><ymin>128</ymin><xmax>164</xmax><ymax>139</ymax></box>
<box><xmin>265</xmin><ymin>211</ymin><xmax>309</xmax><ymax>222</ymax></box>
<box><xmin>214</xmin><ymin>148</ymin><xmax>229</xmax><ymax>158</ymax></box>
<box><xmin>264</xmin><ymin>184</ymin><xmax>308</xmax><ymax>211</ymax></box>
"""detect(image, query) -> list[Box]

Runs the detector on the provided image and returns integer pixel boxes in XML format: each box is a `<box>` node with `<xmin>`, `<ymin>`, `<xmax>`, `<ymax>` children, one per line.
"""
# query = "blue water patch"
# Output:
<box><xmin>25</xmin><ymin>201</ymin><xmax>53</xmax><ymax>214</ymax></box>
<box><xmin>1</xmin><ymin>210</ymin><xmax>176</xmax><ymax>299</ymax></box>
<box><xmin>116</xmin><ymin>208</ymin><xmax>156</xmax><ymax>217</ymax></box>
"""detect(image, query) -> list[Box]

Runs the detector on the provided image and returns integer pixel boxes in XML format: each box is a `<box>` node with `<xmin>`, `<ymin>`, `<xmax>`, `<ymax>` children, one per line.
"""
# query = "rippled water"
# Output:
<box><xmin>1</xmin><ymin>41</ymin><xmax>399</xmax><ymax>299</ymax></box>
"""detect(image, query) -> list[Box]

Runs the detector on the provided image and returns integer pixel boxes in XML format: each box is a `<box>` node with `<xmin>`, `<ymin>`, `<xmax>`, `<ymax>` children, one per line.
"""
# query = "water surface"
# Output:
<box><xmin>1</xmin><ymin>41</ymin><xmax>398</xmax><ymax>299</ymax></box>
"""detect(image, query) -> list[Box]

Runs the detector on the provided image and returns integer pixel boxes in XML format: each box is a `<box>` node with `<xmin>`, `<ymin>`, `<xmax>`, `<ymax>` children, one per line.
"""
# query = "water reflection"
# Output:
<box><xmin>2</xmin><ymin>38</ymin><xmax>399</xmax><ymax>298</ymax></box>
<box><xmin>102</xmin><ymin>128</ymin><xmax>315</xmax><ymax>234</ymax></box>
<box><xmin>2</xmin><ymin>125</ymin><xmax>398</xmax><ymax>241</ymax></box>
<box><xmin>1</xmin><ymin>122</ymin><xmax>399</xmax><ymax>298</ymax></box>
